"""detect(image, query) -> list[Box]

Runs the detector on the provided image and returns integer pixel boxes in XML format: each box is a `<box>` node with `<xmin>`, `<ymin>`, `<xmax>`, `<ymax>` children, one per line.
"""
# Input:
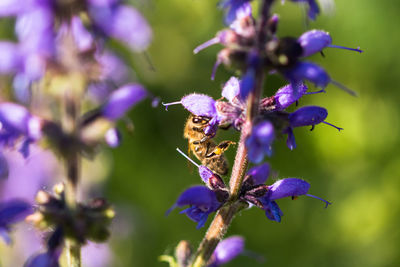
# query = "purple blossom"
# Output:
<box><xmin>167</xmin><ymin>186</ymin><xmax>221</xmax><ymax>229</ymax></box>
<box><xmin>285</xmin><ymin>61</ymin><xmax>330</xmax><ymax>88</ymax></box>
<box><xmin>0</xmin><ymin>200</ymin><xmax>33</xmax><ymax>244</ymax></box>
<box><xmin>208</xmin><ymin>236</ymin><xmax>245</xmax><ymax>267</ymax></box>
<box><xmin>273</xmin><ymin>83</ymin><xmax>308</xmax><ymax>111</ymax></box>
<box><xmin>245</xmin><ymin>121</ymin><xmax>275</xmax><ymax>163</ymax></box>
<box><xmin>298</xmin><ymin>30</ymin><xmax>363</xmax><ymax>57</ymax></box>
<box><xmin>284</xmin><ymin>105</ymin><xmax>342</xmax><ymax>150</ymax></box>
<box><xmin>288</xmin><ymin>105</ymin><xmax>328</xmax><ymax>127</ymax></box>
<box><xmin>246</xmin><ymin>163</ymin><xmax>270</xmax><ymax>185</ymax></box>
<box><xmin>240</xmin><ymin>167</ymin><xmax>331</xmax><ymax>222</ymax></box>
<box><xmin>0</xmin><ymin>102</ymin><xmax>43</xmax><ymax>157</ymax></box>
<box><xmin>101</xmin><ymin>83</ymin><xmax>147</xmax><ymax>120</ymax></box>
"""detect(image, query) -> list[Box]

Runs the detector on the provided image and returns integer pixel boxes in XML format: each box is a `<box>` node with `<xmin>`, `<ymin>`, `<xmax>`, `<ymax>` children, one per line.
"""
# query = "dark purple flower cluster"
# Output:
<box><xmin>195</xmin><ymin>2</ymin><xmax>361</xmax><ymax>96</ymax></box>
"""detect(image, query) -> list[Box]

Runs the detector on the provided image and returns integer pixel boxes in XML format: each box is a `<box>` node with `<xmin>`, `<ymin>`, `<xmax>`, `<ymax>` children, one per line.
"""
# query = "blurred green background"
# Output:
<box><xmin>3</xmin><ymin>0</ymin><xmax>400</xmax><ymax>266</ymax></box>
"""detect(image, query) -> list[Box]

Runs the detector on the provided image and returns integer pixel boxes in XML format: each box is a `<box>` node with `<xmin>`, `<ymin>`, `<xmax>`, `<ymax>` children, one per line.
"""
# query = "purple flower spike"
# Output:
<box><xmin>0</xmin><ymin>200</ymin><xmax>33</xmax><ymax>244</ymax></box>
<box><xmin>209</xmin><ymin>236</ymin><xmax>245</xmax><ymax>267</ymax></box>
<box><xmin>268</xmin><ymin>178</ymin><xmax>310</xmax><ymax>200</ymax></box>
<box><xmin>285</xmin><ymin>62</ymin><xmax>330</xmax><ymax>88</ymax></box>
<box><xmin>168</xmin><ymin>186</ymin><xmax>220</xmax><ymax>228</ymax></box>
<box><xmin>181</xmin><ymin>94</ymin><xmax>217</xmax><ymax>118</ymax></box>
<box><xmin>0</xmin><ymin>42</ymin><xmax>22</xmax><ymax>74</ymax></box>
<box><xmin>247</xmin><ymin>163</ymin><xmax>270</xmax><ymax>185</ymax></box>
<box><xmin>289</xmin><ymin>106</ymin><xmax>328</xmax><ymax>128</ymax></box>
<box><xmin>274</xmin><ymin>82</ymin><xmax>308</xmax><ymax>110</ymax></box>
<box><xmin>102</xmin><ymin>83</ymin><xmax>147</xmax><ymax>120</ymax></box>
<box><xmin>298</xmin><ymin>30</ymin><xmax>332</xmax><ymax>57</ymax></box>
<box><xmin>246</xmin><ymin>121</ymin><xmax>275</xmax><ymax>163</ymax></box>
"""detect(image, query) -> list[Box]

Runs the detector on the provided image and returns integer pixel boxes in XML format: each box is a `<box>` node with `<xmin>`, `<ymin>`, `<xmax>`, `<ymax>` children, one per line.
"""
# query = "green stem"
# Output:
<box><xmin>191</xmin><ymin>203</ymin><xmax>242</xmax><ymax>267</ymax></box>
<box><xmin>63</xmin><ymin>94</ymin><xmax>81</xmax><ymax>267</ymax></box>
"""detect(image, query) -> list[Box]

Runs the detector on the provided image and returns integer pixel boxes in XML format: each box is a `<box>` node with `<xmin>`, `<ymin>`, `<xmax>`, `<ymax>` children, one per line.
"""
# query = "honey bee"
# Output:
<box><xmin>184</xmin><ymin>114</ymin><xmax>234</xmax><ymax>176</ymax></box>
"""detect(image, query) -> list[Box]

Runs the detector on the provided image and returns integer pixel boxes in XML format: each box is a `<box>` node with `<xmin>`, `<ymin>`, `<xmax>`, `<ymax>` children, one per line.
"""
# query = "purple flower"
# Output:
<box><xmin>208</xmin><ymin>236</ymin><xmax>245</xmax><ymax>267</ymax></box>
<box><xmin>240</xmin><ymin>167</ymin><xmax>331</xmax><ymax>222</ymax></box>
<box><xmin>163</xmin><ymin>94</ymin><xmax>221</xmax><ymax>137</ymax></box>
<box><xmin>284</xmin><ymin>105</ymin><xmax>342</xmax><ymax>150</ymax></box>
<box><xmin>101</xmin><ymin>83</ymin><xmax>147</xmax><ymax>120</ymax></box>
<box><xmin>0</xmin><ymin>102</ymin><xmax>43</xmax><ymax>157</ymax></box>
<box><xmin>260</xmin><ymin>178</ymin><xmax>310</xmax><ymax>222</ymax></box>
<box><xmin>246</xmin><ymin>163</ymin><xmax>270</xmax><ymax>185</ymax></box>
<box><xmin>0</xmin><ymin>200</ymin><xmax>33</xmax><ymax>244</ymax></box>
<box><xmin>273</xmin><ymin>82</ymin><xmax>308</xmax><ymax>111</ymax></box>
<box><xmin>245</xmin><ymin>121</ymin><xmax>275</xmax><ymax>163</ymax></box>
<box><xmin>289</xmin><ymin>105</ymin><xmax>328</xmax><ymax>127</ymax></box>
<box><xmin>167</xmin><ymin>186</ymin><xmax>222</xmax><ymax>229</ymax></box>
<box><xmin>299</xmin><ymin>30</ymin><xmax>363</xmax><ymax>57</ymax></box>
<box><xmin>285</xmin><ymin>61</ymin><xmax>330</xmax><ymax>88</ymax></box>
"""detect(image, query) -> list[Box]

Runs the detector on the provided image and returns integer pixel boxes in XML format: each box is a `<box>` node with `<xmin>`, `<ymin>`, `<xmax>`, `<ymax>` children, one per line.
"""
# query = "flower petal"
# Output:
<box><xmin>102</xmin><ymin>83</ymin><xmax>147</xmax><ymax>120</ymax></box>
<box><xmin>181</xmin><ymin>94</ymin><xmax>217</xmax><ymax>118</ymax></box>
<box><xmin>298</xmin><ymin>30</ymin><xmax>332</xmax><ymax>57</ymax></box>
<box><xmin>289</xmin><ymin>106</ymin><xmax>327</xmax><ymax>127</ymax></box>
<box><xmin>285</xmin><ymin>62</ymin><xmax>330</xmax><ymax>88</ymax></box>
<box><xmin>212</xmin><ymin>236</ymin><xmax>244</xmax><ymax>265</ymax></box>
<box><xmin>0</xmin><ymin>200</ymin><xmax>32</xmax><ymax>225</ymax></box>
<box><xmin>274</xmin><ymin>83</ymin><xmax>308</xmax><ymax>110</ymax></box>
<box><xmin>0</xmin><ymin>42</ymin><xmax>22</xmax><ymax>74</ymax></box>
<box><xmin>175</xmin><ymin>186</ymin><xmax>218</xmax><ymax>207</ymax></box>
<box><xmin>268</xmin><ymin>178</ymin><xmax>310</xmax><ymax>200</ymax></box>
<box><xmin>247</xmin><ymin>163</ymin><xmax>270</xmax><ymax>185</ymax></box>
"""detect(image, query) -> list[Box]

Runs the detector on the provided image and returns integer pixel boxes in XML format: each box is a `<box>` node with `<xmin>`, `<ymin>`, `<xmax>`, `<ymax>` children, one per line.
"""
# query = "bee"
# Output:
<box><xmin>184</xmin><ymin>114</ymin><xmax>234</xmax><ymax>176</ymax></box>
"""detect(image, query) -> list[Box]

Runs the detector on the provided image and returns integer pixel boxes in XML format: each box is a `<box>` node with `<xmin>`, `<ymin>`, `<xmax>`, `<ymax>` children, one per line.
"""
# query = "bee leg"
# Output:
<box><xmin>205</xmin><ymin>141</ymin><xmax>235</xmax><ymax>158</ymax></box>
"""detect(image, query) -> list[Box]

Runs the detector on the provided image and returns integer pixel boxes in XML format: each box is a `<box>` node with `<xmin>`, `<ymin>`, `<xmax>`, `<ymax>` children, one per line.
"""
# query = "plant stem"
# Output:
<box><xmin>63</xmin><ymin>94</ymin><xmax>81</xmax><ymax>267</ymax></box>
<box><xmin>65</xmin><ymin>152</ymin><xmax>81</xmax><ymax>267</ymax></box>
<box><xmin>191</xmin><ymin>203</ymin><xmax>242</xmax><ymax>267</ymax></box>
<box><xmin>190</xmin><ymin>1</ymin><xmax>273</xmax><ymax>266</ymax></box>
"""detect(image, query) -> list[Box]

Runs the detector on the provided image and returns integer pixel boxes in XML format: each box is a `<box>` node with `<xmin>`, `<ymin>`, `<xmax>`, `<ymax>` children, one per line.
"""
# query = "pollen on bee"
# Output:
<box><xmin>292</xmin><ymin>196</ymin><xmax>299</xmax><ymax>200</ymax></box>
<box><xmin>214</xmin><ymin>148</ymin><xmax>223</xmax><ymax>155</ymax></box>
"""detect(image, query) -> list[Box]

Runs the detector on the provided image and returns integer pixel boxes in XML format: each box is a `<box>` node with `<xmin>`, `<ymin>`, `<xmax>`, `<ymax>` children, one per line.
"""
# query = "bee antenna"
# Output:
<box><xmin>176</xmin><ymin>148</ymin><xmax>200</xmax><ymax>168</ymax></box>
